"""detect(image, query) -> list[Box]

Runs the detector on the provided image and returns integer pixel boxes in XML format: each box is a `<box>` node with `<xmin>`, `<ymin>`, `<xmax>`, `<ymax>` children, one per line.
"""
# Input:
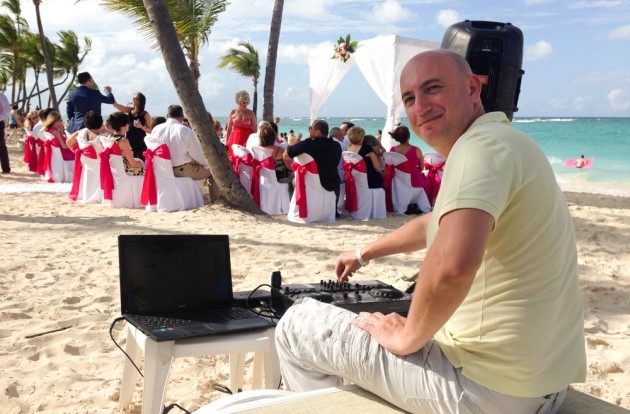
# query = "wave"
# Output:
<box><xmin>514</xmin><ymin>118</ymin><xmax>577</xmax><ymax>123</ymax></box>
<box><xmin>548</xmin><ymin>156</ymin><xmax>564</xmax><ymax>165</ymax></box>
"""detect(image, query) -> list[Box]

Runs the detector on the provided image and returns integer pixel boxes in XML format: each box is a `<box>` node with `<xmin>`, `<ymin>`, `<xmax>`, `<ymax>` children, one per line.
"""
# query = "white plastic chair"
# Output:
<box><xmin>383</xmin><ymin>152</ymin><xmax>431</xmax><ymax>214</ymax></box>
<box><xmin>41</xmin><ymin>131</ymin><xmax>74</xmax><ymax>183</ymax></box>
<box><xmin>341</xmin><ymin>151</ymin><xmax>387</xmax><ymax>220</ymax></box>
<box><xmin>250</xmin><ymin>146</ymin><xmax>290</xmax><ymax>215</ymax></box>
<box><xmin>231</xmin><ymin>144</ymin><xmax>254</xmax><ymax>195</ymax></box>
<box><xmin>287</xmin><ymin>153</ymin><xmax>336</xmax><ymax>224</ymax></box>
<box><xmin>140</xmin><ymin>135</ymin><xmax>204</xmax><ymax>212</ymax></box>
<box><xmin>99</xmin><ymin>136</ymin><xmax>144</xmax><ymax>209</ymax></box>
<box><xmin>423</xmin><ymin>152</ymin><xmax>446</xmax><ymax>206</ymax></box>
<box><xmin>69</xmin><ymin>138</ymin><xmax>103</xmax><ymax>203</ymax></box>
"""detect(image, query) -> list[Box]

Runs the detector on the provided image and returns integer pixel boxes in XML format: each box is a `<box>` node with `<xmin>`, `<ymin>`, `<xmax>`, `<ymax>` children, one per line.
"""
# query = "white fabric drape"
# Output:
<box><xmin>308</xmin><ymin>35</ymin><xmax>439</xmax><ymax>150</ymax></box>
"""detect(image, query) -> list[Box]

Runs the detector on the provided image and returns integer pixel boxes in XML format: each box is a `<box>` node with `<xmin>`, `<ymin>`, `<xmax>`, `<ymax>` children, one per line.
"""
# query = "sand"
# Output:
<box><xmin>1</xmin><ymin>145</ymin><xmax>628</xmax><ymax>413</ymax></box>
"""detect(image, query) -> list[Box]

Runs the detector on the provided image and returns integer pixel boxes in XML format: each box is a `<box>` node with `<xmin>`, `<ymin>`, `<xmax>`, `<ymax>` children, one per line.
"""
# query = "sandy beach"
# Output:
<box><xmin>1</xmin><ymin>145</ymin><xmax>628</xmax><ymax>413</ymax></box>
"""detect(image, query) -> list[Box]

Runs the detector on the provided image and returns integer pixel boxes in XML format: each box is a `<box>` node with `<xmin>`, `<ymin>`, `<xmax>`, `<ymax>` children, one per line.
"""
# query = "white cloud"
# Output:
<box><xmin>524</xmin><ymin>40</ymin><xmax>553</xmax><ymax>61</ymax></box>
<box><xmin>285</xmin><ymin>0</ymin><xmax>330</xmax><ymax>19</ymax></box>
<box><xmin>610</xmin><ymin>25</ymin><xmax>630</xmax><ymax>40</ymax></box>
<box><xmin>572</xmin><ymin>96</ymin><xmax>590</xmax><ymax>111</ymax></box>
<box><xmin>371</xmin><ymin>0</ymin><xmax>411</xmax><ymax>22</ymax></box>
<box><xmin>524</xmin><ymin>0</ymin><xmax>552</xmax><ymax>4</ymax></box>
<box><xmin>436</xmin><ymin>9</ymin><xmax>462</xmax><ymax>29</ymax></box>
<box><xmin>278</xmin><ymin>43</ymin><xmax>311</xmax><ymax>65</ymax></box>
<box><xmin>569</xmin><ymin>1</ymin><xmax>624</xmax><ymax>9</ymax></box>
<box><xmin>607</xmin><ymin>89</ymin><xmax>630</xmax><ymax>111</ymax></box>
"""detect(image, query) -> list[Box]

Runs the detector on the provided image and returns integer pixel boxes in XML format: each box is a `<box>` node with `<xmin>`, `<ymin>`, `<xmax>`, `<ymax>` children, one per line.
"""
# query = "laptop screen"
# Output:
<box><xmin>119</xmin><ymin>234</ymin><xmax>233</xmax><ymax>315</ymax></box>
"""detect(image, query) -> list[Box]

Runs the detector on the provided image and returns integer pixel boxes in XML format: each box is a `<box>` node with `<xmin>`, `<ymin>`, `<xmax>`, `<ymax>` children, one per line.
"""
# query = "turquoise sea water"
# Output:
<box><xmin>221</xmin><ymin>116</ymin><xmax>629</xmax><ymax>197</ymax></box>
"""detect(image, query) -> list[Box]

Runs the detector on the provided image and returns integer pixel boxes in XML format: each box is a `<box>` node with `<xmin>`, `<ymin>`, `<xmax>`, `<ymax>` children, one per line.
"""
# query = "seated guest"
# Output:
<box><xmin>246</xmin><ymin>120</ymin><xmax>271</xmax><ymax>151</ymax></box>
<box><xmin>258</xmin><ymin>124</ymin><xmax>293</xmax><ymax>183</ymax></box>
<box><xmin>285</xmin><ymin>119</ymin><xmax>342</xmax><ymax>203</ymax></box>
<box><xmin>329</xmin><ymin>127</ymin><xmax>347</xmax><ymax>183</ymax></box>
<box><xmin>346</xmin><ymin>126</ymin><xmax>383</xmax><ymax>189</ymax></box>
<box><xmin>152</xmin><ymin>116</ymin><xmax>166</xmax><ymax>128</ymax></box>
<box><xmin>43</xmin><ymin>111</ymin><xmax>74</xmax><ymax>160</ymax></box>
<box><xmin>105</xmin><ymin>112</ymin><xmax>144</xmax><ymax>176</ymax></box>
<box><xmin>66</xmin><ymin>111</ymin><xmax>106</xmax><ymax>150</ymax></box>
<box><xmin>389</xmin><ymin>125</ymin><xmax>431</xmax><ymax>195</ymax></box>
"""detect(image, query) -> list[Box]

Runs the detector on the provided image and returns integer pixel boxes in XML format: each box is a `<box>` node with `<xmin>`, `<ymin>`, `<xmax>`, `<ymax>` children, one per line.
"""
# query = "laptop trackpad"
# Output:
<box><xmin>185</xmin><ymin>325</ymin><xmax>215</xmax><ymax>334</ymax></box>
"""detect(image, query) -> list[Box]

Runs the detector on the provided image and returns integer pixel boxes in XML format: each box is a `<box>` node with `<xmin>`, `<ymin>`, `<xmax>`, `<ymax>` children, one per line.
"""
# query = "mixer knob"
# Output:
<box><xmin>284</xmin><ymin>286</ymin><xmax>290</xmax><ymax>293</ymax></box>
<box><xmin>343</xmin><ymin>292</ymin><xmax>348</xmax><ymax>299</ymax></box>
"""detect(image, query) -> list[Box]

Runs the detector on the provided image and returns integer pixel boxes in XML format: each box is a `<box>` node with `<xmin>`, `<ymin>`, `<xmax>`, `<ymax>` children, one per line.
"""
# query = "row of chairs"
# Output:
<box><xmin>23</xmin><ymin>132</ymin><xmax>204</xmax><ymax>212</ymax></box>
<box><xmin>231</xmin><ymin>145</ymin><xmax>444</xmax><ymax>223</ymax></box>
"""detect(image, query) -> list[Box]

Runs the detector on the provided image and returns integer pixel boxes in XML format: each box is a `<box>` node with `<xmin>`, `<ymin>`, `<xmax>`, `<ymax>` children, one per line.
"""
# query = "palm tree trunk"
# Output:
<box><xmin>262</xmin><ymin>0</ymin><xmax>284</xmax><ymax>122</ymax></box>
<box><xmin>33</xmin><ymin>0</ymin><xmax>58</xmax><ymax>111</ymax></box>
<box><xmin>252</xmin><ymin>79</ymin><xmax>258</xmax><ymax>117</ymax></box>
<box><xmin>142</xmin><ymin>0</ymin><xmax>263</xmax><ymax>214</ymax></box>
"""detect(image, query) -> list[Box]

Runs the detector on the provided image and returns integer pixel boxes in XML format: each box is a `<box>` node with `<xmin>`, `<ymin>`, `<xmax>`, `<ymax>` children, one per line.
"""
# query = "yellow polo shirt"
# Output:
<box><xmin>429</xmin><ymin>112</ymin><xmax>586</xmax><ymax>397</ymax></box>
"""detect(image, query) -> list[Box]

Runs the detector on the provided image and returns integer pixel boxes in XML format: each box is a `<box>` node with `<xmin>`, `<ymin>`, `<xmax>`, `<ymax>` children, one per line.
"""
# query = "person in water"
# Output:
<box><xmin>575</xmin><ymin>155</ymin><xmax>586</xmax><ymax>168</ymax></box>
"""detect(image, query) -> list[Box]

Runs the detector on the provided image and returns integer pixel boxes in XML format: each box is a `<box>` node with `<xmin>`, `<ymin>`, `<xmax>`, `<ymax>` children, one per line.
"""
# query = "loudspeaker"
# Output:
<box><xmin>441</xmin><ymin>20</ymin><xmax>524</xmax><ymax>120</ymax></box>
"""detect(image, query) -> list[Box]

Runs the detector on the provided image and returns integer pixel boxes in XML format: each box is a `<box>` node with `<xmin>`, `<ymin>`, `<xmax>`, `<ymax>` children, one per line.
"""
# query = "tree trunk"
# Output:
<box><xmin>142</xmin><ymin>0</ymin><xmax>263</xmax><ymax>214</ymax></box>
<box><xmin>34</xmin><ymin>0</ymin><xmax>58</xmax><ymax>111</ymax></box>
<box><xmin>252</xmin><ymin>79</ymin><xmax>258</xmax><ymax>117</ymax></box>
<box><xmin>262</xmin><ymin>0</ymin><xmax>284</xmax><ymax>122</ymax></box>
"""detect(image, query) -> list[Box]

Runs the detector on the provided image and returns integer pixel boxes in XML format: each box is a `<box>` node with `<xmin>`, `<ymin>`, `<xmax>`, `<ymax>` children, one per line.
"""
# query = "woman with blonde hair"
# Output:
<box><xmin>43</xmin><ymin>111</ymin><xmax>73</xmax><ymax>160</ymax></box>
<box><xmin>346</xmin><ymin>126</ymin><xmax>383</xmax><ymax>188</ymax></box>
<box><xmin>225</xmin><ymin>90</ymin><xmax>256</xmax><ymax>157</ymax></box>
<box><xmin>22</xmin><ymin>111</ymin><xmax>39</xmax><ymax>172</ymax></box>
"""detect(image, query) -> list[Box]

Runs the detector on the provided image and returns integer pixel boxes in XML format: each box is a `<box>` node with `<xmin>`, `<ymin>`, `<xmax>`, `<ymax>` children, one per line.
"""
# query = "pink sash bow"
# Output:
<box><xmin>23</xmin><ymin>135</ymin><xmax>38</xmax><ymax>172</ymax></box>
<box><xmin>230</xmin><ymin>153</ymin><xmax>255</xmax><ymax>177</ymax></box>
<box><xmin>250</xmin><ymin>157</ymin><xmax>275</xmax><ymax>207</ymax></box>
<box><xmin>69</xmin><ymin>146</ymin><xmax>98</xmax><ymax>201</ymax></box>
<box><xmin>383</xmin><ymin>160</ymin><xmax>411</xmax><ymax>212</ymax></box>
<box><xmin>99</xmin><ymin>144</ymin><xmax>122</xmax><ymax>201</ymax></box>
<box><xmin>291</xmin><ymin>160</ymin><xmax>319</xmax><ymax>218</ymax></box>
<box><xmin>425</xmin><ymin>161</ymin><xmax>445</xmax><ymax>204</ymax></box>
<box><xmin>43</xmin><ymin>140</ymin><xmax>55</xmax><ymax>182</ymax></box>
<box><xmin>343</xmin><ymin>159</ymin><xmax>367</xmax><ymax>213</ymax></box>
<box><xmin>140</xmin><ymin>144</ymin><xmax>171</xmax><ymax>206</ymax></box>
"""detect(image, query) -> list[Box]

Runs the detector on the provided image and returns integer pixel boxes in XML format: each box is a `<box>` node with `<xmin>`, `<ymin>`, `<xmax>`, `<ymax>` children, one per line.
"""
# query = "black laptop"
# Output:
<box><xmin>118</xmin><ymin>234</ymin><xmax>275</xmax><ymax>341</ymax></box>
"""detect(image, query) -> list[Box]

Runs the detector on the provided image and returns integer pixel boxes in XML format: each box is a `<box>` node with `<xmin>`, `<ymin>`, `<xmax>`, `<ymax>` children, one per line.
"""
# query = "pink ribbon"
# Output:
<box><xmin>250</xmin><ymin>157</ymin><xmax>275</xmax><ymax>207</ymax></box>
<box><xmin>68</xmin><ymin>146</ymin><xmax>98</xmax><ymax>201</ymax></box>
<box><xmin>99</xmin><ymin>144</ymin><xmax>122</xmax><ymax>201</ymax></box>
<box><xmin>43</xmin><ymin>140</ymin><xmax>54</xmax><ymax>182</ymax></box>
<box><xmin>425</xmin><ymin>161</ymin><xmax>445</xmax><ymax>204</ymax></box>
<box><xmin>36</xmin><ymin>140</ymin><xmax>46</xmax><ymax>176</ymax></box>
<box><xmin>343</xmin><ymin>159</ymin><xmax>367</xmax><ymax>213</ymax></box>
<box><xmin>291</xmin><ymin>160</ymin><xmax>319</xmax><ymax>218</ymax></box>
<box><xmin>140</xmin><ymin>144</ymin><xmax>171</xmax><ymax>206</ymax></box>
<box><xmin>24</xmin><ymin>135</ymin><xmax>38</xmax><ymax>172</ymax></box>
<box><xmin>383</xmin><ymin>160</ymin><xmax>411</xmax><ymax>212</ymax></box>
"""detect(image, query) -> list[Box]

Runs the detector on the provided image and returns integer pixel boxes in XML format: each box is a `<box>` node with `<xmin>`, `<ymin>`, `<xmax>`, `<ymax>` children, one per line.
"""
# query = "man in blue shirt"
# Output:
<box><xmin>66</xmin><ymin>72</ymin><xmax>116</xmax><ymax>133</ymax></box>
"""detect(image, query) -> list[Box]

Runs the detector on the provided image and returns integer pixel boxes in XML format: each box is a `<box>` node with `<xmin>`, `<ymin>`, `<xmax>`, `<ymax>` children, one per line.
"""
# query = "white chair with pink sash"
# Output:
<box><xmin>341</xmin><ymin>151</ymin><xmax>387</xmax><ymax>221</ymax></box>
<box><xmin>23</xmin><ymin>132</ymin><xmax>38</xmax><ymax>173</ymax></box>
<box><xmin>140</xmin><ymin>135</ymin><xmax>204</xmax><ymax>212</ymax></box>
<box><xmin>250</xmin><ymin>146</ymin><xmax>290</xmax><ymax>215</ymax></box>
<box><xmin>287</xmin><ymin>153</ymin><xmax>336</xmax><ymax>224</ymax></box>
<box><xmin>41</xmin><ymin>131</ymin><xmax>74</xmax><ymax>183</ymax></box>
<box><xmin>383</xmin><ymin>152</ymin><xmax>431</xmax><ymax>215</ymax></box>
<box><xmin>230</xmin><ymin>144</ymin><xmax>254</xmax><ymax>195</ymax></box>
<box><xmin>423</xmin><ymin>152</ymin><xmax>446</xmax><ymax>206</ymax></box>
<box><xmin>68</xmin><ymin>132</ymin><xmax>103</xmax><ymax>203</ymax></box>
<box><xmin>99</xmin><ymin>136</ymin><xmax>143</xmax><ymax>209</ymax></box>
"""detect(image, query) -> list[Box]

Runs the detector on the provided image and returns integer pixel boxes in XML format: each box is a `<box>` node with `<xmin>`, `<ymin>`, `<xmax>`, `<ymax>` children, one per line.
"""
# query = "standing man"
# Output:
<box><xmin>275</xmin><ymin>50</ymin><xmax>585</xmax><ymax>413</ymax></box>
<box><xmin>151</xmin><ymin>104</ymin><xmax>220</xmax><ymax>201</ymax></box>
<box><xmin>285</xmin><ymin>119</ymin><xmax>342</xmax><ymax>204</ymax></box>
<box><xmin>0</xmin><ymin>91</ymin><xmax>11</xmax><ymax>173</ymax></box>
<box><xmin>66</xmin><ymin>72</ymin><xmax>116</xmax><ymax>133</ymax></box>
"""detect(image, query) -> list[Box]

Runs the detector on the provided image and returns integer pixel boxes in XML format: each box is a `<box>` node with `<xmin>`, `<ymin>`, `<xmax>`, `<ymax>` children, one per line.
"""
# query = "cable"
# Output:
<box><xmin>109</xmin><ymin>317</ymin><xmax>144</xmax><ymax>378</ymax></box>
<box><xmin>162</xmin><ymin>403</ymin><xmax>191</xmax><ymax>414</ymax></box>
<box><xmin>245</xmin><ymin>284</ymin><xmax>283</xmax><ymax>322</ymax></box>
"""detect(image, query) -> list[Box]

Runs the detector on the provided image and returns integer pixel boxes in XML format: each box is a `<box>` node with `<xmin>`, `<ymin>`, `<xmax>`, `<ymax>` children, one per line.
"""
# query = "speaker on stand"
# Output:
<box><xmin>441</xmin><ymin>20</ymin><xmax>525</xmax><ymax>121</ymax></box>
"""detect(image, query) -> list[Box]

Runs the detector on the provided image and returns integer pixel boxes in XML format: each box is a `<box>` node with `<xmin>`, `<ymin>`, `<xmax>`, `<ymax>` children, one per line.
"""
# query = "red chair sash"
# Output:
<box><xmin>291</xmin><ymin>160</ymin><xmax>319</xmax><ymax>218</ymax></box>
<box><xmin>250</xmin><ymin>157</ymin><xmax>276</xmax><ymax>207</ymax></box>
<box><xmin>232</xmin><ymin>153</ymin><xmax>255</xmax><ymax>177</ymax></box>
<box><xmin>36</xmin><ymin>140</ymin><xmax>46</xmax><ymax>176</ymax></box>
<box><xmin>99</xmin><ymin>144</ymin><xmax>122</xmax><ymax>200</ymax></box>
<box><xmin>43</xmin><ymin>140</ymin><xmax>54</xmax><ymax>182</ymax></box>
<box><xmin>68</xmin><ymin>145</ymin><xmax>99</xmax><ymax>201</ymax></box>
<box><xmin>383</xmin><ymin>160</ymin><xmax>411</xmax><ymax>212</ymax></box>
<box><xmin>24</xmin><ymin>135</ymin><xmax>38</xmax><ymax>172</ymax></box>
<box><xmin>343</xmin><ymin>159</ymin><xmax>367</xmax><ymax>213</ymax></box>
<box><xmin>140</xmin><ymin>144</ymin><xmax>171</xmax><ymax>206</ymax></box>
<box><xmin>425</xmin><ymin>161</ymin><xmax>445</xmax><ymax>204</ymax></box>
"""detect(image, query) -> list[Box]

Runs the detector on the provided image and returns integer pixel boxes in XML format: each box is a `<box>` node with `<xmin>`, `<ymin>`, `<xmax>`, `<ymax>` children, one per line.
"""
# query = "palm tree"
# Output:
<box><xmin>218</xmin><ymin>41</ymin><xmax>261</xmax><ymax>115</ymax></box>
<box><xmin>141</xmin><ymin>0</ymin><xmax>262</xmax><ymax>214</ymax></box>
<box><xmin>33</xmin><ymin>0</ymin><xmax>58</xmax><ymax>110</ymax></box>
<box><xmin>54</xmin><ymin>31</ymin><xmax>92</xmax><ymax>103</ymax></box>
<box><xmin>97</xmin><ymin>0</ymin><xmax>228</xmax><ymax>85</ymax></box>
<box><xmin>0</xmin><ymin>0</ymin><xmax>27</xmax><ymax>103</ymax></box>
<box><xmin>262</xmin><ymin>0</ymin><xmax>284</xmax><ymax>123</ymax></box>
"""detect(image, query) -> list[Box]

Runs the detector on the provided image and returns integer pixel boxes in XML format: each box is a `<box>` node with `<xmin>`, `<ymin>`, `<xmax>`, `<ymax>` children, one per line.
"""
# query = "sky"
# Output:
<box><xmin>11</xmin><ymin>0</ymin><xmax>630</xmax><ymax>119</ymax></box>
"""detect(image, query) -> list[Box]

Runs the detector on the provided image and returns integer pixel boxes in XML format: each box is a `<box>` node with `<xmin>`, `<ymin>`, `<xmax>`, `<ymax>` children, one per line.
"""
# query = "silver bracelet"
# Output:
<box><xmin>356</xmin><ymin>248</ymin><xmax>369</xmax><ymax>267</ymax></box>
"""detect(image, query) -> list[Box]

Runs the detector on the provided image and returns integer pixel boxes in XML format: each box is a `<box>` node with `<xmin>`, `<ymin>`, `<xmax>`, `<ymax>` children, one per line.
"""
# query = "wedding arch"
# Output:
<box><xmin>307</xmin><ymin>35</ymin><xmax>440</xmax><ymax>149</ymax></box>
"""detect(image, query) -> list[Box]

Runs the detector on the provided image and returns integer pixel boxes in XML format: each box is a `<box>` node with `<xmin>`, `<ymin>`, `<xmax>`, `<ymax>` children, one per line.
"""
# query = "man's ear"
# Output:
<box><xmin>469</xmin><ymin>74</ymin><xmax>483</xmax><ymax>104</ymax></box>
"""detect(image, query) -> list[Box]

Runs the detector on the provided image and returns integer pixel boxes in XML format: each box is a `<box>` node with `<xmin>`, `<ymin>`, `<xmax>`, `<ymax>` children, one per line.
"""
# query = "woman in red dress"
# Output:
<box><xmin>226</xmin><ymin>90</ymin><xmax>256</xmax><ymax>157</ymax></box>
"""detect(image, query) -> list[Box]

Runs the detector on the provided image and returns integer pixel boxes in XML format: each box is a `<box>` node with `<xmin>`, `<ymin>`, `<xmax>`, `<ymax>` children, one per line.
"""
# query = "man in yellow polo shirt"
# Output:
<box><xmin>275</xmin><ymin>50</ymin><xmax>585</xmax><ymax>414</ymax></box>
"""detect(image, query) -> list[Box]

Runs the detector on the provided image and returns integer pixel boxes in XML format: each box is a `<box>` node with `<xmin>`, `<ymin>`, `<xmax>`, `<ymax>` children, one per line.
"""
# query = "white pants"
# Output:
<box><xmin>275</xmin><ymin>298</ymin><xmax>566</xmax><ymax>414</ymax></box>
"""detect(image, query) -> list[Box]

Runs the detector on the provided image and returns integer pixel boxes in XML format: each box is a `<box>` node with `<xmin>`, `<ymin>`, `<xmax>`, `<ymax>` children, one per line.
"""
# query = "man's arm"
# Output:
<box><xmin>66</xmin><ymin>99</ymin><xmax>75</xmax><ymax>122</ymax></box>
<box><xmin>286</xmin><ymin>138</ymin><xmax>309</xmax><ymax>158</ymax></box>
<box><xmin>100</xmin><ymin>86</ymin><xmax>116</xmax><ymax>104</ymax></box>
<box><xmin>185</xmin><ymin>128</ymin><xmax>209</xmax><ymax>166</ymax></box>
<box><xmin>352</xmin><ymin>208</ymin><xmax>494</xmax><ymax>356</ymax></box>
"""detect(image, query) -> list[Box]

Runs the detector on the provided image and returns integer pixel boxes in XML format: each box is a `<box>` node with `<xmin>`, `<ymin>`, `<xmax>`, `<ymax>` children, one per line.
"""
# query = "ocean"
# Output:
<box><xmin>224</xmin><ymin>116</ymin><xmax>629</xmax><ymax>197</ymax></box>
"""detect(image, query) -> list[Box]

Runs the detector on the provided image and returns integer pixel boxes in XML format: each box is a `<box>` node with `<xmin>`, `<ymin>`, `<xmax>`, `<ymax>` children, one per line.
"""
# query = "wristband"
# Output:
<box><xmin>356</xmin><ymin>248</ymin><xmax>369</xmax><ymax>267</ymax></box>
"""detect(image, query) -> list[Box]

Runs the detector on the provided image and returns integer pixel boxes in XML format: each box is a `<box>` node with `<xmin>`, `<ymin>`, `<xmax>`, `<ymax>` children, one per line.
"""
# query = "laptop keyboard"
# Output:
<box><xmin>138</xmin><ymin>307</ymin><xmax>258</xmax><ymax>329</ymax></box>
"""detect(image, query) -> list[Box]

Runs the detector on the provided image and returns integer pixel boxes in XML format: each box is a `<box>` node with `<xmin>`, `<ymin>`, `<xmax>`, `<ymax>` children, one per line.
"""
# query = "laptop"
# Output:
<box><xmin>118</xmin><ymin>234</ymin><xmax>275</xmax><ymax>341</ymax></box>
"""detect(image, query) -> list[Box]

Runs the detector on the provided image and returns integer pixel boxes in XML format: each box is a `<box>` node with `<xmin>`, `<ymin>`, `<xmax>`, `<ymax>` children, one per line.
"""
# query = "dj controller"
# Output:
<box><xmin>271</xmin><ymin>278</ymin><xmax>412</xmax><ymax>316</ymax></box>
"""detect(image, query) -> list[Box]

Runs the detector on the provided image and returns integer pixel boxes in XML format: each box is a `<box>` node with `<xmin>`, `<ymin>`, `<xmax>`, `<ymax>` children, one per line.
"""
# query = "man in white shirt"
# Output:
<box><xmin>0</xmin><ymin>91</ymin><xmax>11</xmax><ymax>173</ymax></box>
<box><xmin>329</xmin><ymin>127</ymin><xmax>347</xmax><ymax>182</ymax></box>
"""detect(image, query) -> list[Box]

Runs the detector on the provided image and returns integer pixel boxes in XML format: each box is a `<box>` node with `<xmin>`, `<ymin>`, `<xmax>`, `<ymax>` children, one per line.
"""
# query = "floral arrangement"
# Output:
<box><xmin>332</xmin><ymin>34</ymin><xmax>359</xmax><ymax>63</ymax></box>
